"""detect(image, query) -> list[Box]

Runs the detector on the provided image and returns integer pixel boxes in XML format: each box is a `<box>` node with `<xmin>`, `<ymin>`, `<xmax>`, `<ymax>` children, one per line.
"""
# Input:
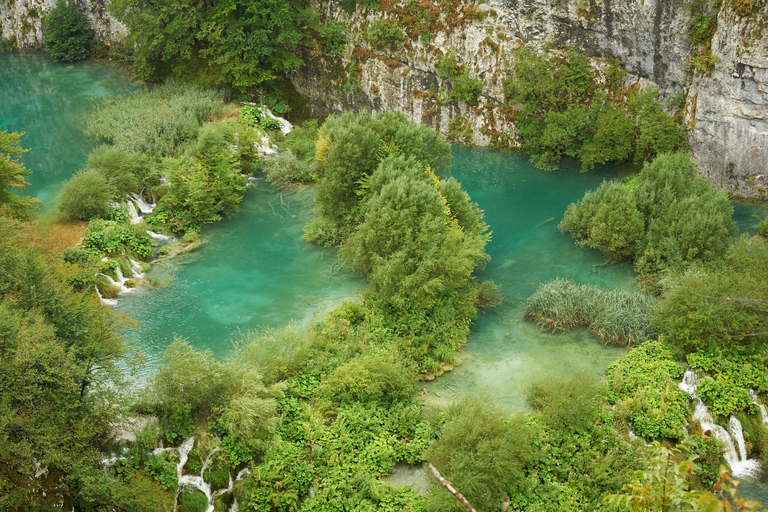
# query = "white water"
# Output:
<box><xmin>127</xmin><ymin>201</ymin><xmax>142</xmax><ymax>225</ymax></box>
<box><xmin>129</xmin><ymin>191</ymin><xmax>156</xmax><ymax>215</ymax></box>
<box><xmin>147</xmin><ymin>230</ymin><xmax>175</xmax><ymax>242</ymax></box>
<box><xmin>681</xmin><ymin>370</ymin><xmax>761</xmax><ymax>478</ymax></box>
<box><xmin>750</xmin><ymin>390</ymin><xmax>768</xmax><ymax>426</ymax></box>
<box><xmin>168</xmin><ymin>438</ymin><xmax>249</xmax><ymax>512</ymax></box>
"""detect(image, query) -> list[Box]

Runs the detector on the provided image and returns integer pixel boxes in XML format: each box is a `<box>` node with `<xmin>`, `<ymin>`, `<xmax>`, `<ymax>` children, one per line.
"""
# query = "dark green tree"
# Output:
<box><xmin>43</xmin><ymin>0</ymin><xmax>94</xmax><ymax>62</ymax></box>
<box><xmin>0</xmin><ymin>129</ymin><xmax>39</xmax><ymax>220</ymax></box>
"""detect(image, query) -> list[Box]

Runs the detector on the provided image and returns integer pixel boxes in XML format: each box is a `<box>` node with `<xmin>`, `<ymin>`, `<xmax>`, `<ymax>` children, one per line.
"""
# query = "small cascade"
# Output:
<box><xmin>678</xmin><ymin>369</ymin><xmax>699</xmax><ymax>396</ymax></box>
<box><xmin>95</xmin><ymin>285</ymin><xmax>118</xmax><ymax>306</ymax></box>
<box><xmin>749</xmin><ymin>390</ymin><xmax>768</xmax><ymax>426</ymax></box>
<box><xmin>171</xmin><ymin>438</ymin><xmax>247</xmax><ymax>512</ymax></box>
<box><xmin>682</xmin><ymin>371</ymin><xmax>761</xmax><ymax>478</ymax></box>
<box><xmin>130</xmin><ymin>258</ymin><xmax>145</xmax><ymax>279</ymax></box>
<box><xmin>255</xmin><ymin>134</ymin><xmax>277</xmax><ymax>155</ymax></box>
<box><xmin>127</xmin><ymin>201</ymin><xmax>142</xmax><ymax>225</ymax></box>
<box><xmin>129</xmin><ymin>191</ymin><xmax>156</xmax><ymax>215</ymax></box>
<box><xmin>147</xmin><ymin>230</ymin><xmax>175</xmax><ymax>242</ymax></box>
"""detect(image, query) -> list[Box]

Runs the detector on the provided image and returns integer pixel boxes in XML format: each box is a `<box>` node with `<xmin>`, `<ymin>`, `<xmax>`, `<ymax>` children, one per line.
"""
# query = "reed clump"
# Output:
<box><xmin>525</xmin><ymin>278</ymin><xmax>659</xmax><ymax>346</ymax></box>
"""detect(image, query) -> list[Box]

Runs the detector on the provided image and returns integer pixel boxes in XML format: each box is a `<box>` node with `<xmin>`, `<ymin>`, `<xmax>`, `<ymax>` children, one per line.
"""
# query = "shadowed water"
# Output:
<box><xmin>0</xmin><ymin>52</ymin><xmax>141</xmax><ymax>206</ymax></box>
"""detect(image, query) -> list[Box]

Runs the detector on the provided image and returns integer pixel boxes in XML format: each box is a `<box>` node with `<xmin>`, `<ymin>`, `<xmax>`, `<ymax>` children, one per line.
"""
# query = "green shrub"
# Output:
<box><xmin>42</xmin><ymin>0</ymin><xmax>94</xmax><ymax>62</ymax></box>
<box><xmin>560</xmin><ymin>180</ymin><xmax>643</xmax><ymax>261</ymax></box>
<box><xmin>283</xmin><ymin>119</ymin><xmax>318</xmax><ymax>161</ymax></box>
<box><xmin>562</xmin><ymin>153</ymin><xmax>736</xmax><ymax>274</ymax></box>
<box><xmin>425</xmin><ymin>399</ymin><xmax>531</xmax><ymax>512</ymax></box>
<box><xmin>144</xmin><ymin>455</ymin><xmax>178</xmax><ymax>491</ymax></box>
<box><xmin>87</xmin><ymin>83</ymin><xmax>225</xmax><ymax>157</ymax></box>
<box><xmin>367</xmin><ymin>19</ymin><xmax>404</xmax><ymax>50</ymax></box>
<box><xmin>526</xmin><ymin>372</ymin><xmax>600</xmax><ymax>432</ymax></box>
<box><xmin>319</xmin><ymin>348</ymin><xmax>417</xmax><ymax>407</ymax></box>
<box><xmin>265</xmin><ymin>151</ymin><xmax>311</xmax><ymax>189</ymax></box>
<box><xmin>436</xmin><ymin>51</ymin><xmax>483</xmax><ymax>105</ymax></box>
<box><xmin>319</xmin><ymin>20</ymin><xmax>347</xmax><ymax>55</ymax></box>
<box><xmin>0</xmin><ymin>34</ymin><xmax>17</xmax><ymax>52</ymax></box>
<box><xmin>82</xmin><ymin>218</ymin><xmax>152</xmax><ymax>259</ymax></box>
<box><xmin>178</xmin><ymin>488</ymin><xmax>209</xmax><ymax>512</ymax></box>
<box><xmin>604</xmin><ymin>340</ymin><xmax>688</xmax><ymax>439</ymax></box>
<box><xmin>758</xmin><ymin>214</ymin><xmax>768</xmax><ymax>237</ymax></box>
<box><xmin>87</xmin><ymin>145</ymin><xmax>154</xmax><ymax>197</ymax></box>
<box><xmin>57</xmin><ymin>169</ymin><xmax>113</xmax><ymax>220</ymax></box>
<box><xmin>233</xmin><ymin>325</ymin><xmax>313</xmax><ymax>384</ymax></box>
<box><xmin>525</xmin><ymin>278</ymin><xmax>659</xmax><ymax>346</ymax></box>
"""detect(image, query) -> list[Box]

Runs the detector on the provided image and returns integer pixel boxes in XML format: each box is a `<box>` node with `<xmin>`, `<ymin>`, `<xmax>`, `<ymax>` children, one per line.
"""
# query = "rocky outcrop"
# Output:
<box><xmin>0</xmin><ymin>0</ymin><xmax>125</xmax><ymax>49</ymax></box>
<box><xmin>688</xmin><ymin>8</ymin><xmax>768</xmax><ymax>199</ymax></box>
<box><xmin>290</xmin><ymin>0</ymin><xmax>768</xmax><ymax>198</ymax></box>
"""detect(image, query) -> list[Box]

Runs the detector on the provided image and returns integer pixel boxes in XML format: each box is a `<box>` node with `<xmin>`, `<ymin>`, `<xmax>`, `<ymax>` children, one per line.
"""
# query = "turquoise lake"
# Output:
<box><xmin>3</xmin><ymin>52</ymin><xmax>768</xmax><ymax>502</ymax></box>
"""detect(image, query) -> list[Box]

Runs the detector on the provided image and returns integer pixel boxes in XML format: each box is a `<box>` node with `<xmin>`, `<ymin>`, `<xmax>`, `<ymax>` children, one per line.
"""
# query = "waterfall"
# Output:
<box><xmin>749</xmin><ymin>390</ymin><xmax>768</xmax><ymax>426</ymax></box>
<box><xmin>170</xmin><ymin>438</ymin><xmax>249</xmax><ymax>512</ymax></box>
<box><xmin>681</xmin><ymin>371</ymin><xmax>761</xmax><ymax>478</ymax></box>
<box><xmin>127</xmin><ymin>201</ymin><xmax>142</xmax><ymax>225</ymax></box>
<box><xmin>95</xmin><ymin>285</ymin><xmax>118</xmax><ymax>306</ymax></box>
<box><xmin>147</xmin><ymin>230</ymin><xmax>175</xmax><ymax>242</ymax></box>
<box><xmin>129</xmin><ymin>191</ymin><xmax>156</xmax><ymax>215</ymax></box>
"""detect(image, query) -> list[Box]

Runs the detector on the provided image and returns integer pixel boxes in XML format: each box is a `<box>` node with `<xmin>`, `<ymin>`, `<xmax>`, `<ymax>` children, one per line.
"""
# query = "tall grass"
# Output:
<box><xmin>87</xmin><ymin>82</ymin><xmax>225</xmax><ymax>157</ymax></box>
<box><xmin>525</xmin><ymin>278</ymin><xmax>659</xmax><ymax>346</ymax></box>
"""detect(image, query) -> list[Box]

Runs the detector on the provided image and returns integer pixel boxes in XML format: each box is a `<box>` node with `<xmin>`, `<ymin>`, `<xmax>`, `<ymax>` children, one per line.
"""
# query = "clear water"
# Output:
<box><xmin>0</xmin><ymin>52</ymin><xmax>141</xmax><ymax>207</ymax></box>
<box><xmin>115</xmin><ymin>184</ymin><xmax>365</xmax><ymax>371</ymax></box>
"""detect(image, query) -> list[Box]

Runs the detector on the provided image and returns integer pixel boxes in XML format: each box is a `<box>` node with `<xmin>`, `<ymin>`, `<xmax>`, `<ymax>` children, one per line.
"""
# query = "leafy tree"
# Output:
<box><xmin>655</xmin><ymin>236</ymin><xmax>768</xmax><ymax>355</ymax></box>
<box><xmin>109</xmin><ymin>0</ymin><xmax>306</xmax><ymax>90</ymax></box>
<box><xmin>0</xmin><ymin>129</ymin><xmax>39</xmax><ymax>220</ymax></box>
<box><xmin>57</xmin><ymin>168</ymin><xmax>114</xmax><ymax>220</ymax></box>
<box><xmin>43</xmin><ymin>0</ymin><xmax>94</xmax><ymax>62</ymax></box>
<box><xmin>87</xmin><ymin>145</ymin><xmax>155</xmax><ymax>197</ymax></box>
<box><xmin>425</xmin><ymin>399</ymin><xmax>531</xmax><ymax>512</ymax></box>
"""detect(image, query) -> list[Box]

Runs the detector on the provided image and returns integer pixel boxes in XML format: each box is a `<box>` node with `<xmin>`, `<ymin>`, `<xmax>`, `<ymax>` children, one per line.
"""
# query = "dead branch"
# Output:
<box><xmin>427</xmin><ymin>463</ymin><xmax>478</xmax><ymax>512</ymax></box>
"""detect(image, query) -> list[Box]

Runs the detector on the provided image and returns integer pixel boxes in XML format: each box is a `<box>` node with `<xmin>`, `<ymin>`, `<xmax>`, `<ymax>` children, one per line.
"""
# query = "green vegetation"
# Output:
<box><xmin>605</xmin><ymin>340</ymin><xmax>688</xmax><ymax>440</ymax></box>
<box><xmin>525</xmin><ymin>278</ymin><xmax>659</xmax><ymax>346</ymax></box>
<box><xmin>109</xmin><ymin>0</ymin><xmax>306</xmax><ymax>90</ymax></box>
<box><xmin>367</xmin><ymin>19</ymin><xmax>405</xmax><ymax>50</ymax></box>
<box><xmin>435</xmin><ymin>50</ymin><xmax>483</xmax><ymax>105</ymax></box>
<box><xmin>504</xmin><ymin>47</ymin><xmax>688</xmax><ymax>171</ymax></box>
<box><xmin>42</xmin><ymin>0</ymin><xmax>94</xmax><ymax>62</ymax></box>
<box><xmin>87</xmin><ymin>83</ymin><xmax>224</xmax><ymax>157</ymax></box>
<box><xmin>0</xmin><ymin>129</ymin><xmax>39</xmax><ymax>220</ymax></box>
<box><xmin>57</xmin><ymin>169</ymin><xmax>113</xmax><ymax>221</ymax></box>
<box><xmin>561</xmin><ymin>152</ymin><xmax>736</xmax><ymax>274</ymax></box>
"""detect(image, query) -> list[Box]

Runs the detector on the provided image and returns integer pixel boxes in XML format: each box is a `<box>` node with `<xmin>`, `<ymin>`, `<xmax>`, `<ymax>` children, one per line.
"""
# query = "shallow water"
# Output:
<box><xmin>0</xmin><ymin>52</ymin><xmax>141</xmax><ymax>206</ymax></box>
<box><xmin>115</xmin><ymin>184</ymin><xmax>365</xmax><ymax>371</ymax></box>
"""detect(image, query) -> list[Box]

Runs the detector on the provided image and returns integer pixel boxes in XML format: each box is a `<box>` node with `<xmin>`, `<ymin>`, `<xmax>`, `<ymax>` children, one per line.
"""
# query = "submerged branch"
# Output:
<box><xmin>427</xmin><ymin>463</ymin><xmax>478</xmax><ymax>512</ymax></box>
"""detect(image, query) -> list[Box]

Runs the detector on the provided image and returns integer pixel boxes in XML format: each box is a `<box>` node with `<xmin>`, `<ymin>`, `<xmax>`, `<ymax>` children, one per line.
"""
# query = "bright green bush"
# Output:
<box><xmin>604</xmin><ymin>340</ymin><xmax>688</xmax><ymax>439</ymax></box>
<box><xmin>525</xmin><ymin>278</ymin><xmax>659</xmax><ymax>346</ymax></box>
<box><xmin>560</xmin><ymin>180</ymin><xmax>643</xmax><ymax>261</ymax></box>
<box><xmin>233</xmin><ymin>325</ymin><xmax>313</xmax><ymax>384</ymax></box>
<box><xmin>526</xmin><ymin>371</ymin><xmax>600</xmax><ymax>432</ymax></box>
<box><xmin>87</xmin><ymin>83</ymin><xmax>224</xmax><ymax>157</ymax></box>
<box><xmin>561</xmin><ymin>153</ymin><xmax>736</xmax><ymax>274</ymax></box>
<box><xmin>265</xmin><ymin>151</ymin><xmax>311</xmax><ymax>189</ymax></box>
<box><xmin>436</xmin><ymin>51</ymin><xmax>483</xmax><ymax>105</ymax></box>
<box><xmin>319</xmin><ymin>348</ymin><xmax>417</xmax><ymax>407</ymax></box>
<box><xmin>654</xmin><ymin>236</ymin><xmax>768</xmax><ymax>354</ymax></box>
<box><xmin>57</xmin><ymin>169</ymin><xmax>113</xmax><ymax>220</ymax></box>
<box><xmin>87</xmin><ymin>145</ymin><xmax>155</xmax><ymax>197</ymax></box>
<box><xmin>425</xmin><ymin>399</ymin><xmax>531</xmax><ymax>512</ymax></box>
<box><xmin>81</xmin><ymin>219</ymin><xmax>152</xmax><ymax>259</ymax></box>
<box><xmin>43</xmin><ymin>0</ymin><xmax>94</xmax><ymax>62</ymax></box>
<box><xmin>367</xmin><ymin>19</ymin><xmax>404</xmax><ymax>50</ymax></box>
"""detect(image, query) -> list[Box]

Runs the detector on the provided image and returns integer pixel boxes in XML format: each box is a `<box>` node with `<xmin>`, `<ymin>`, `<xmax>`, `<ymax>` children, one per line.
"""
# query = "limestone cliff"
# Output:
<box><xmin>290</xmin><ymin>0</ymin><xmax>768</xmax><ymax>198</ymax></box>
<box><xmin>0</xmin><ymin>0</ymin><xmax>125</xmax><ymax>49</ymax></box>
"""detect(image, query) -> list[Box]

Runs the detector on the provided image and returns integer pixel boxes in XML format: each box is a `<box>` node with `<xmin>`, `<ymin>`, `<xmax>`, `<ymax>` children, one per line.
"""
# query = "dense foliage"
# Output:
<box><xmin>42</xmin><ymin>0</ymin><xmax>94</xmax><ymax>62</ymax></box>
<box><xmin>109</xmin><ymin>0</ymin><xmax>307</xmax><ymax>90</ymax></box>
<box><xmin>504</xmin><ymin>47</ymin><xmax>688</xmax><ymax>171</ymax></box>
<box><xmin>0</xmin><ymin>129</ymin><xmax>39</xmax><ymax>220</ymax></box>
<box><xmin>525</xmin><ymin>278</ymin><xmax>659</xmax><ymax>346</ymax></box>
<box><xmin>560</xmin><ymin>152</ymin><xmax>736</xmax><ymax>274</ymax></box>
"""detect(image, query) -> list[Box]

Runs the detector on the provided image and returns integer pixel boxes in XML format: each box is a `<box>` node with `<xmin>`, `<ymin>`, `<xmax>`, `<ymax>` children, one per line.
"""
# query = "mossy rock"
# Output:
<box><xmin>178</xmin><ymin>488</ymin><xmax>209</xmax><ymax>512</ymax></box>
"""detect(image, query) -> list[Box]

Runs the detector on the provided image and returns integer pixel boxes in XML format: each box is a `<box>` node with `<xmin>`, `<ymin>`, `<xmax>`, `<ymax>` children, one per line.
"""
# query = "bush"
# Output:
<box><xmin>87</xmin><ymin>145</ymin><xmax>154</xmax><ymax>197</ymax></box>
<box><xmin>425</xmin><ymin>399</ymin><xmax>531</xmax><ymax>512</ymax></box>
<box><xmin>319</xmin><ymin>348</ymin><xmax>417</xmax><ymax>407</ymax></box>
<box><xmin>43</xmin><ymin>0</ymin><xmax>94</xmax><ymax>62</ymax></box>
<box><xmin>81</xmin><ymin>219</ymin><xmax>152</xmax><ymax>259</ymax></box>
<box><xmin>57</xmin><ymin>169</ymin><xmax>113</xmax><ymax>220</ymax></box>
<box><xmin>265</xmin><ymin>151</ymin><xmax>311</xmax><ymax>189</ymax></box>
<box><xmin>526</xmin><ymin>372</ymin><xmax>600</xmax><ymax>432</ymax></box>
<box><xmin>233</xmin><ymin>325</ymin><xmax>313</xmax><ymax>384</ymax></box>
<box><xmin>367</xmin><ymin>19</ymin><xmax>404</xmax><ymax>50</ymax></box>
<box><xmin>436</xmin><ymin>51</ymin><xmax>483</xmax><ymax>105</ymax></box>
<box><xmin>525</xmin><ymin>278</ymin><xmax>659</xmax><ymax>346</ymax></box>
<box><xmin>604</xmin><ymin>340</ymin><xmax>688</xmax><ymax>439</ymax></box>
<box><xmin>561</xmin><ymin>153</ymin><xmax>736</xmax><ymax>274</ymax></box>
<box><xmin>560</xmin><ymin>180</ymin><xmax>643</xmax><ymax>261</ymax></box>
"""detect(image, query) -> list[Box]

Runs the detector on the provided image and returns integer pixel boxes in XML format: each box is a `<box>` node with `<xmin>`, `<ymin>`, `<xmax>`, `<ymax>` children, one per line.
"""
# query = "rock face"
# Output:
<box><xmin>290</xmin><ymin>0</ymin><xmax>768</xmax><ymax>198</ymax></box>
<box><xmin>0</xmin><ymin>0</ymin><xmax>125</xmax><ymax>49</ymax></box>
<box><xmin>688</xmin><ymin>8</ymin><xmax>768</xmax><ymax>199</ymax></box>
